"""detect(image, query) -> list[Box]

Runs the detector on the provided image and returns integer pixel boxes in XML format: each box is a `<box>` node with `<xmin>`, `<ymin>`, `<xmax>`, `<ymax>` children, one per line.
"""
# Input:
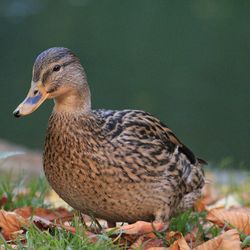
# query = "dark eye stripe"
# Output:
<box><xmin>40</xmin><ymin>59</ymin><xmax>79</xmax><ymax>84</ymax></box>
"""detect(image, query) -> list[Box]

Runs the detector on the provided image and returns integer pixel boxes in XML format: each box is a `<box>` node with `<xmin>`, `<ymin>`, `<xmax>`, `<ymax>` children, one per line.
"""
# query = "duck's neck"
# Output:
<box><xmin>53</xmin><ymin>85</ymin><xmax>91</xmax><ymax>114</ymax></box>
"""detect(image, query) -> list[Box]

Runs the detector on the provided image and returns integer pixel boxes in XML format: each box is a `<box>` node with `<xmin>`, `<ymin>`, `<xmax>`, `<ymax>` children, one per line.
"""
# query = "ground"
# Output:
<box><xmin>0</xmin><ymin>141</ymin><xmax>250</xmax><ymax>249</ymax></box>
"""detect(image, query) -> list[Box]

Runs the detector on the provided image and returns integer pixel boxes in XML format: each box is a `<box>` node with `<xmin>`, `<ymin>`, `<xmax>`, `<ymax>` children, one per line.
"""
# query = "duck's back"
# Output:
<box><xmin>44</xmin><ymin>109</ymin><xmax>205</xmax><ymax>223</ymax></box>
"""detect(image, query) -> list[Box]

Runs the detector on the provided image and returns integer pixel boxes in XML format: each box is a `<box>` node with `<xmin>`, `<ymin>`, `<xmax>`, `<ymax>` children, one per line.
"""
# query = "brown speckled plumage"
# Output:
<box><xmin>15</xmin><ymin>47</ymin><xmax>205</xmax><ymax>226</ymax></box>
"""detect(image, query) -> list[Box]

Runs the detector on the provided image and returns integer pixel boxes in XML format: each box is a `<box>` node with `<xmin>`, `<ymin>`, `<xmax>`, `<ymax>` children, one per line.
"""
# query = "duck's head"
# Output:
<box><xmin>13</xmin><ymin>47</ymin><xmax>90</xmax><ymax>117</ymax></box>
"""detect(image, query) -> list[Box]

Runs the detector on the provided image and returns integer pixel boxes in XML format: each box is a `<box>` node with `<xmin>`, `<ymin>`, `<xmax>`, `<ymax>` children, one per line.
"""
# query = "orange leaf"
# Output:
<box><xmin>0</xmin><ymin>210</ymin><xmax>28</xmax><ymax>240</ymax></box>
<box><xmin>129</xmin><ymin>235</ymin><xmax>164</xmax><ymax>250</ymax></box>
<box><xmin>194</xmin><ymin>229</ymin><xmax>240</xmax><ymax>250</ymax></box>
<box><xmin>167</xmin><ymin>231</ymin><xmax>190</xmax><ymax>250</ymax></box>
<box><xmin>0</xmin><ymin>196</ymin><xmax>7</xmax><ymax>208</ymax></box>
<box><xmin>207</xmin><ymin>208</ymin><xmax>250</xmax><ymax>234</ymax></box>
<box><xmin>167</xmin><ymin>231</ymin><xmax>183</xmax><ymax>240</ymax></box>
<box><xmin>14</xmin><ymin>206</ymin><xmax>33</xmax><ymax>218</ymax></box>
<box><xmin>194</xmin><ymin>199</ymin><xmax>206</xmax><ymax>212</ymax></box>
<box><xmin>32</xmin><ymin>215</ymin><xmax>75</xmax><ymax>233</ymax></box>
<box><xmin>229</xmin><ymin>207</ymin><xmax>250</xmax><ymax>215</ymax></box>
<box><xmin>14</xmin><ymin>206</ymin><xmax>73</xmax><ymax>222</ymax></box>
<box><xmin>170</xmin><ymin>237</ymin><xmax>190</xmax><ymax>250</ymax></box>
<box><xmin>147</xmin><ymin>248</ymin><xmax>167</xmax><ymax>250</ymax></box>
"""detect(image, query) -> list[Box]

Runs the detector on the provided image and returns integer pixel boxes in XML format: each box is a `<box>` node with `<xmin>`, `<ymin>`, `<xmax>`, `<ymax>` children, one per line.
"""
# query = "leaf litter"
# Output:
<box><xmin>0</xmin><ymin>172</ymin><xmax>250</xmax><ymax>249</ymax></box>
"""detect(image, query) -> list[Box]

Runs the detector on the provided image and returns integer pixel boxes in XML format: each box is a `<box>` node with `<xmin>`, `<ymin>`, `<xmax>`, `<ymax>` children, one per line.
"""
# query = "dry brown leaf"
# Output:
<box><xmin>229</xmin><ymin>207</ymin><xmax>250</xmax><ymax>215</ymax></box>
<box><xmin>167</xmin><ymin>231</ymin><xmax>182</xmax><ymax>239</ymax></box>
<box><xmin>207</xmin><ymin>208</ymin><xmax>250</xmax><ymax>234</ymax></box>
<box><xmin>32</xmin><ymin>215</ymin><xmax>75</xmax><ymax>233</ymax></box>
<box><xmin>14</xmin><ymin>206</ymin><xmax>36</xmax><ymax>218</ymax></box>
<box><xmin>129</xmin><ymin>236</ymin><xmax>144</xmax><ymax>250</ymax></box>
<box><xmin>0</xmin><ymin>210</ymin><xmax>28</xmax><ymax>240</ymax></box>
<box><xmin>129</xmin><ymin>235</ymin><xmax>164</xmax><ymax>250</ymax></box>
<box><xmin>0</xmin><ymin>196</ymin><xmax>7</xmax><ymax>208</ymax></box>
<box><xmin>147</xmin><ymin>248</ymin><xmax>168</xmax><ymax>250</ymax></box>
<box><xmin>194</xmin><ymin>229</ymin><xmax>241</xmax><ymax>250</ymax></box>
<box><xmin>14</xmin><ymin>206</ymin><xmax>73</xmax><ymax>222</ymax></box>
<box><xmin>166</xmin><ymin>231</ymin><xmax>190</xmax><ymax>250</ymax></box>
<box><xmin>194</xmin><ymin>198</ymin><xmax>206</xmax><ymax>212</ymax></box>
<box><xmin>170</xmin><ymin>237</ymin><xmax>190</xmax><ymax>250</ymax></box>
<box><xmin>142</xmin><ymin>238</ymin><xmax>164</xmax><ymax>250</ymax></box>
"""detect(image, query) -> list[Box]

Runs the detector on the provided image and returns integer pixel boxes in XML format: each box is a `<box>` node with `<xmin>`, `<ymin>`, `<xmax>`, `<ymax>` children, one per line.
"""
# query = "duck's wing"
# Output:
<box><xmin>97</xmin><ymin>109</ymin><xmax>201</xmax><ymax>163</ymax></box>
<box><xmin>95</xmin><ymin>110</ymin><xmax>205</xmax><ymax>193</ymax></box>
<box><xmin>95</xmin><ymin>109</ymin><xmax>205</xmax><ymax>191</ymax></box>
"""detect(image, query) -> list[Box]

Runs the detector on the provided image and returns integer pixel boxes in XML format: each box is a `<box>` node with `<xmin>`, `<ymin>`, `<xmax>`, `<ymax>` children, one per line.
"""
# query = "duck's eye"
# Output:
<box><xmin>53</xmin><ymin>65</ymin><xmax>61</xmax><ymax>72</ymax></box>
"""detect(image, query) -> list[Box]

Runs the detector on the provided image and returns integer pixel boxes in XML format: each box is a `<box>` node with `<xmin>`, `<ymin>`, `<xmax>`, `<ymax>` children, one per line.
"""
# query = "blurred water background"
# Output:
<box><xmin>0</xmin><ymin>0</ymin><xmax>249</xmax><ymax>167</ymax></box>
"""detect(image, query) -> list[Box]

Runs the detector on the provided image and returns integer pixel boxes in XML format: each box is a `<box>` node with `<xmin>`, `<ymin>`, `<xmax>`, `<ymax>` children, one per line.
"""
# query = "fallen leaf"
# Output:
<box><xmin>194</xmin><ymin>229</ymin><xmax>241</xmax><ymax>250</ymax></box>
<box><xmin>0</xmin><ymin>195</ymin><xmax>7</xmax><ymax>208</ymax></box>
<box><xmin>166</xmin><ymin>231</ymin><xmax>182</xmax><ymax>239</ymax></box>
<box><xmin>14</xmin><ymin>207</ymin><xmax>35</xmax><ymax>218</ymax></box>
<box><xmin>141</xmin><ymin>238</ymin><xmax>164</xmax><ymax>250</ymax></box>
<box><xmin>194</xmin><ymin>199</ymin><xmax>206</xmax><ymax>212</ymax></box>
<box><xmin>0</xmin><ymin>210</ymin><xmax>28</xmax><ymax>240</ymax></box>
<box><xmin>129</xmin><ymin>235</ymin><xmax>163</xmax><ymax>249</ymax></box>
<box><xmin>171</xmin><ymin>237</ymin><xmax>190</xmax><ymax>250</ymax></box>
<box><xmin>229</xmin><ymin>207</ymin><xmax>250</xmax><ymax>215</ymax></box>
<box><xmin>32</xmin><ymin>216</ymin><xmax>98</xmax><ymax>243</ymax></box>
<box><xmin>14</xmin><ymin>206</ymin><xmax>73</xmax><ymax>222</ymax></box>
<box><xmin>32</xmin><ymin>215</ymin><xmax>75</xmax><ymax>233</ymax></box>
<box><xmin>207</xmin><ymin>208</ymin><xmax>250</xmax><ymax>234</ymax></box>
<box><xmin>167</xmin><ymin>231</ymin><xmax>190</xmax><ymax>250</ymax></box>
<box><xmin>147</xmin><ymin>247</ymin><xmax>167</xmax><ymax>250</ymax></box>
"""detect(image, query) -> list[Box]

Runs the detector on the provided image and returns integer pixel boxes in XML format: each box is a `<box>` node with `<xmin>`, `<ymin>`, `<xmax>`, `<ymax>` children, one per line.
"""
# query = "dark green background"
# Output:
<box><xmin>0</xmin><ymin>0</ymin><xmax>249</xmax><ymax>166</ymax></box>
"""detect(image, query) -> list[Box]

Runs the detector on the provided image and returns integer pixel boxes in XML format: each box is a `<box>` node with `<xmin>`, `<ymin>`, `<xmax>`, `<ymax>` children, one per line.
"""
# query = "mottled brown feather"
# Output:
<box><xmin>44</xmin><ymin>109</ymin><xmax>205</xmax><ymax>223</ymax></box>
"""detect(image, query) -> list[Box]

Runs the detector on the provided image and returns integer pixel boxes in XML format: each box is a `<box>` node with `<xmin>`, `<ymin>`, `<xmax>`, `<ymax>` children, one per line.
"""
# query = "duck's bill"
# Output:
<box><xmin>13</xmin><ymin>82</ymin><xmax>48</xmax><ymax>118</ymax></box>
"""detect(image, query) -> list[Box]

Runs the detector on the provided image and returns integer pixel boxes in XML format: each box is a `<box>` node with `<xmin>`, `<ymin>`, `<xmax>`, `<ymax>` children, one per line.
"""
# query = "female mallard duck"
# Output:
<box><xmin>13</xmin><ymin>47</ymin><xmax>205</xmax><ymax>234</ymax></box>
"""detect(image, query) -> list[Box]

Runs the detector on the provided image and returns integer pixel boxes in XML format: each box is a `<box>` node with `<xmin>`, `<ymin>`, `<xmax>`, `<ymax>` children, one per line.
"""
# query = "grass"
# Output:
<box><xmin>0</xmin><ymin>173</ymin><xmax>209</xmax><ymax>249</ymax></box>
<box><xmin>19</xmin><ymin>225</ymin><xmax>117</xmax><ymax>250</ymax></box>
<box><xmin>0</xmin><ymin>173</ymin><xmax>49</xmax><ymax>211</ymax></box>
<box><xmin>0</xmin><ymin>157</ymin><xmax>249</xmax><ymax>249</ymax></box>
<box><xmin>0</xmin><ymin>173</ymin><xmax>128</xmax><ymax>249</ymax></box>
<box><xmin>1</xmin><ymin>224</ymin><xmax>119</xmax><ymax>250</ymax></box>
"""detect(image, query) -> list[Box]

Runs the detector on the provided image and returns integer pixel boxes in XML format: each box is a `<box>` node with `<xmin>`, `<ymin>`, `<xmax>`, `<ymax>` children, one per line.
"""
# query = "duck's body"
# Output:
<box><xmin>44</xmin><ymin>108</ymin><xmax>204</xmax><ymax>223</ymax></box>
<box><xmin>14</xmin><ymin>47</ymin><xmax>205</xmax><ymax>230</ymax></box>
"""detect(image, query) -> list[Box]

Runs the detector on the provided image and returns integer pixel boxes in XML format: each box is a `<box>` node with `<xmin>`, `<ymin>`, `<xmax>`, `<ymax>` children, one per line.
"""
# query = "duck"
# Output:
<box><xmin>13</xmin><ymin>47</ymin><xmax>205</xmax><ymax>234</ymax></box>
